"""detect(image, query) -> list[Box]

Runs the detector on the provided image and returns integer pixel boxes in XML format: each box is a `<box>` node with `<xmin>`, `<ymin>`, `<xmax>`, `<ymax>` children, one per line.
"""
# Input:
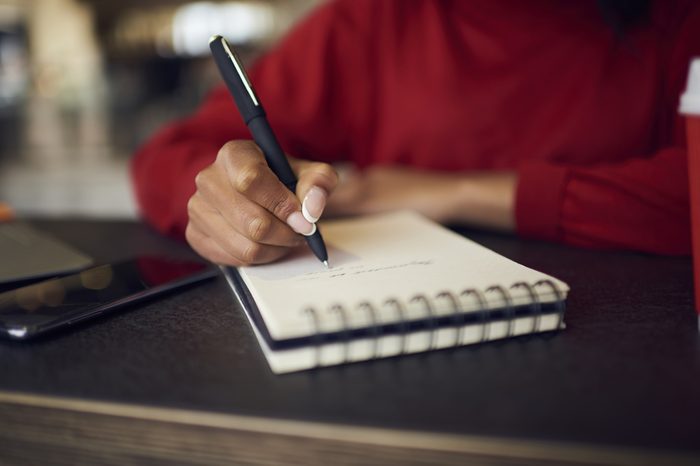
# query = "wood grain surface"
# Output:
<box><xmin>1</xmin><ymin>391</ymin><xmax>697</xmax><ymax>466</ymax></box>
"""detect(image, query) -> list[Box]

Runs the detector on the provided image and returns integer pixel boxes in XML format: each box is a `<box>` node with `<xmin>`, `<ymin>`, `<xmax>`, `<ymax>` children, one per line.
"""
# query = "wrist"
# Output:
<box><xmin>451</xmin><ymin>171</ymin><xmax>517</xmax><ymax>231</ymax></box>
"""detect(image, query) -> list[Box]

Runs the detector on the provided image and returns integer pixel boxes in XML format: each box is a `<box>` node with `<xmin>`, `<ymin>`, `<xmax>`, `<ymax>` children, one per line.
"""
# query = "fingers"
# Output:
<box><xmin>195</xmin><ymin>165</ymin><xmax>302</xmax><ymax>248</ymax></box>
<box><xmin>293</xmin><ymin>160</ymin><xmax>339</xmax><ymax>223</ymax></box>
<box><xmin>186</xmin><ymin>139</ymin><xmax>326</xmax><ymax>267</ymax></box>
<box><xmin>324</xmin><ymin>167</ymin><xmax>366</xmax><ymax>217</ymax></box>
<box><xmin>186</xmin><ymin>223</ymin><xmax>239</xmax><ymax>266</ymax></box>
<box><xmin>187</xmin><ymin>196</ymin><xmax>291</xmax><ymax>266</ymax></box>
<box><xmin>218</xmin><ymin>140</ymin><xmax>316</xmax><ymax>235</ymax></box>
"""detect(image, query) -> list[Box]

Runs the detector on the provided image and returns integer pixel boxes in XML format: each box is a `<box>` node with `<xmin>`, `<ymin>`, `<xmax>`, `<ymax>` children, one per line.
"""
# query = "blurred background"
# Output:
<box><xmin>0</xmin><ymin>0</ymin><xmax>321</xmax><ymax>218</ymax></box>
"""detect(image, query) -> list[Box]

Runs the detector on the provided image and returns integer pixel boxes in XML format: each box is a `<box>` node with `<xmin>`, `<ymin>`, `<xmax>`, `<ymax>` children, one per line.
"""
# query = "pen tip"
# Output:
<box><xmin>209</xmin><ymin>34</ymin><xmax>222</xmax><ymax>44</ymax></box>
<box><xmin>323</xmin><ymin>260</ymin><xmax>330</xmax><ymax>269</ymax></box>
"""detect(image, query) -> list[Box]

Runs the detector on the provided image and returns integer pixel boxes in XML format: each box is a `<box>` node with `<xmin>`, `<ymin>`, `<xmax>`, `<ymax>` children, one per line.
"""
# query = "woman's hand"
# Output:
<box><xmin>185</xmin><ymin>140</ymin><xmax>338</xmax><ymax>266</ymax></box>
<box><xmin>327</xmin><ymin>166</ymin><xmax>517</xmax><ymax>231</ymax></box>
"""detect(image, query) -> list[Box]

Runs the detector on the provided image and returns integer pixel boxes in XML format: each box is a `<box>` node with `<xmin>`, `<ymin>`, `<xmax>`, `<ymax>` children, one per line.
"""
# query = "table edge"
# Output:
<box><xmin>0</xmin><ymin>390</ymin><xmax>696</xmax><ymax>466</ymax></box>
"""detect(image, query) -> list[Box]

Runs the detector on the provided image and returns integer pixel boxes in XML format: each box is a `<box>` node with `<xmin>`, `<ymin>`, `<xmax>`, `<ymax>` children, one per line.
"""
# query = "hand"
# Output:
<box><xmin>185</xmin><ymin>140</ymin><xmax>338</xmax><ymax>266</ymax></box>
<box><xmin>326</xmin><ymin>166</ymin><xmax>516</xmax><ymax>230</ymax></box>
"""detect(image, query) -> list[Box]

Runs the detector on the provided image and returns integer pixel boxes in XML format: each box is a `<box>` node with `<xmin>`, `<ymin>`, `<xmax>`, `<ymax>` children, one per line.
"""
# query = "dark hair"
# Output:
<box><xmin>597</xmin><ymin>0</ymin><xmax>652</xmax><ymax>35</ymax></box>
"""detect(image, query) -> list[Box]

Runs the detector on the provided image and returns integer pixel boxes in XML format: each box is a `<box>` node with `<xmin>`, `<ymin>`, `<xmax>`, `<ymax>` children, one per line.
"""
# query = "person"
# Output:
<box><xmin>131</xmin><ymin>0</ymin><xmax>700</xmax><ymax>266</ymax></box>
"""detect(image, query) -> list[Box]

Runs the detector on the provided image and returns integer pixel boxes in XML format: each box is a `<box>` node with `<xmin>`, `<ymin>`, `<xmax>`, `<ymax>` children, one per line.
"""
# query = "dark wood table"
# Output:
<box><xmin>1</xmin><ymin>219</ymin><xmax>699</xmax><ymax>465</ymax></box>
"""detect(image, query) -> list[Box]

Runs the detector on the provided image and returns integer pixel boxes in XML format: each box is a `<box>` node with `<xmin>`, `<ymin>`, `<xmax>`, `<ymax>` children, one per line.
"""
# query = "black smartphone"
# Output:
<box><xmin>0</xmin><ymin>256</ymin><xmax>217</xmax><ymax>340</ymax></box>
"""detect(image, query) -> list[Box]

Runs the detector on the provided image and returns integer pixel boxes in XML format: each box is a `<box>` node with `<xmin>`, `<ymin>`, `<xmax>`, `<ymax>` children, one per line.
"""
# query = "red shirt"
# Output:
<box><xmin>131</xmin><ymin>0</ymin><xmax>700</xmax><ymax>254</ymax></box>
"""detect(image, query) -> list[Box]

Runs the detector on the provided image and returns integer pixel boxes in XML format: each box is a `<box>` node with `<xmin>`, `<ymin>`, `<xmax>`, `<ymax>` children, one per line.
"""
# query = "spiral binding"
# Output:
<box><xmin>410</xmin><ymin>295</ymin><xmax>438</xmax><ymax>351</ymax></box>
<box><xmin>459</xmin><ymin>288</ymin><xmax>490</xmax><ymax>344</ymax></box>
<box><xmin>303</xmin><ymin>307</ymin><xmax>322</xmax><ymax>369</ymax></box>
<box><xmin>384</xmin><ymin>298</ymin><xmax>409</xmax><ymax>355</ymax></box>
<box><xmin>358</xmin><ymin>301</ymin><xmax>381</xmax><ymax>359</ymax></box>
<box><xmin>301</xmin><ymin>279</ymin><xmax>564</xmax><ymax>366</ymax></box>
<box><xmin>511</xmin><ymin>281</ymin><xmax>541</xmax><ymax>333</ymax></box>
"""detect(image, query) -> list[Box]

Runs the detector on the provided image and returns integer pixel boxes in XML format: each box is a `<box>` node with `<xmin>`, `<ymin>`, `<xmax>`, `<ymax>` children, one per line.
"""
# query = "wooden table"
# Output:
<box><xmin>1</xmin><ymin>219</ymin><xmax>699</xmax><ymax>465</ymax></box>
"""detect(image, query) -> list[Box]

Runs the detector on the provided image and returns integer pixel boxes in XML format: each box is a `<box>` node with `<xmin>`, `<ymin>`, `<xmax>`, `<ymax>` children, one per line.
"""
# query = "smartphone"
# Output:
<box><xmin>0</xmin><ymin>256</ymin><xmax>217</xmax><ymax>340</ymax></box>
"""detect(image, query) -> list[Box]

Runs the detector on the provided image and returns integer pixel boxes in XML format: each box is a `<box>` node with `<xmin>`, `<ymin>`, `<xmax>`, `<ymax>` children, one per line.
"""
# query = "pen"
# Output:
<box><xmin>209</xmin><ymin>35</ymin><xmax>329</xmax><ymax>268</ymax></box>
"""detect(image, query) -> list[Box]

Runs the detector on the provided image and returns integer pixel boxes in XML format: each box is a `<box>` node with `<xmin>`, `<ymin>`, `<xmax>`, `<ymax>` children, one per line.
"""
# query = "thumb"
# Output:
<box><xmin>291</xmin><ymin>159</ymin><xmax>339</xmax><ymax>223</ymax></box>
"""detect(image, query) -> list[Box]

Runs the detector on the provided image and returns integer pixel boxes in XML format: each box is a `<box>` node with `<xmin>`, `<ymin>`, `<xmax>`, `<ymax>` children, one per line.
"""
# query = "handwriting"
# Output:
<box><xmin>297</xmin><ymin>260</ymin><xmax>433</xmax><ymax>281</ymax></box>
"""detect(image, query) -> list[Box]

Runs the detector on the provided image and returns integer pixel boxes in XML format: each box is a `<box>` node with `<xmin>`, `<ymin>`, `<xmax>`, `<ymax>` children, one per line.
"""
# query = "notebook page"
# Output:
<box><xmin>238</xmin><ymin>211</ymin><xmax>568</xmax><ymax>340</ymax></box>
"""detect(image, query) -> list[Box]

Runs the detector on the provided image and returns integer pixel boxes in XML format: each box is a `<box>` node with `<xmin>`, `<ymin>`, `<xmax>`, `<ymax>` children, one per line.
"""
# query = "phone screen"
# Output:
<box><xmin>0</xmin><ymin>256</ymin><xmax>215</xmax><ymax>339</ymax></box>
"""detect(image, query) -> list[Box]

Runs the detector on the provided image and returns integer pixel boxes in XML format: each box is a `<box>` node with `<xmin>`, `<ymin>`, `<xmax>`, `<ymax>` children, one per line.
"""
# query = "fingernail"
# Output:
<box><xmin>302</xmin><ymin>186</ymin><xmax>327</xmax><ymax>223</ymax></box>
<box><xmin>286</xmin><ymin>211</ymin><xmax>315</xmax><ymax>236</ymax></box>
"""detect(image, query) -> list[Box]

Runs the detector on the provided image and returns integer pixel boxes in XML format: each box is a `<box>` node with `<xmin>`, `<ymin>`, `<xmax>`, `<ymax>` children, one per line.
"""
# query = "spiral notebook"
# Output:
<box><xmin>222</xmin><ymin>211</ymin><xmax>569</xmax><ymax>374</ymax></box>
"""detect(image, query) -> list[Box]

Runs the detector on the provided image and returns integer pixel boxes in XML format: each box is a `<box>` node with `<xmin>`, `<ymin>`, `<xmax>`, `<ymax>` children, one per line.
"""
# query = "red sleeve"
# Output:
<box><xmin>515</xmin><ymin>4</ymin><xmax>700</xmax><ymax>255</ymax></box>
<box><xmin>130</xmin><ymin>0</ymin><xmax>373</xmax><ymax>238</ymax></box>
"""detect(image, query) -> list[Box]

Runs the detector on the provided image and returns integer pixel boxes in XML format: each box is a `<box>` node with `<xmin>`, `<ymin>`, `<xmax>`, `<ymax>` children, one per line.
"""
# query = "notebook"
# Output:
<box><xmin>222</xmin><ymin>211</ymin><xmax>569</xmax><ymax>374</ymax></box>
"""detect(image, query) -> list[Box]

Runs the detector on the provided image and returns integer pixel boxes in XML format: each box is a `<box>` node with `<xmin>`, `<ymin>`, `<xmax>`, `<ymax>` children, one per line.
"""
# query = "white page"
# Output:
<box><xmin>238</xmin><ymin>211</ymin><xmax>568</xmax><ymax>340</ymax></box>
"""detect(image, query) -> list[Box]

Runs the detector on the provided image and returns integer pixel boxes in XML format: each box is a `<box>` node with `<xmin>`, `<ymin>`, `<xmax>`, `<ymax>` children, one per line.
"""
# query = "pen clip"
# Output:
<box><xmin>211</xmin><ymin>36</ymin><xmax>260</xmax><ymax>107</ymax></box>
<box><xmin>209</xmin><ymin>34</ymin><xmax>265</xmax><ymax>124</ymax></box>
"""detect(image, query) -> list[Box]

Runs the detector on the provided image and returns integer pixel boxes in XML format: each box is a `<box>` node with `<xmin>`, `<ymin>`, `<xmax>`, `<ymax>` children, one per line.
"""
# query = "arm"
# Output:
<box><xmin>516</xmin><ymin>3</ymin><xmax>700</xmax><ymax>255</ymax></box>
<box><xmin>326</xmin><ymin>144</ymin><xmax>688</xmax><ymax>255</ymax></box>
<box><xmin>516</xmin><ymin>149</ymin><xmax>690</xmax><ymax>254</ymax></box>
<box><xmin>325</xmin><ymin>167</ymin><xmax>517</xmax><ymax>232</ymax></box>
<box><xmin>131</xmin><ymin>0</ymin><xmax>373</xmax><ymax>238</ymax></box>
<box><xmin>326</xmin><ymin>131</ymin><xmax>691</xmax><ymax>256</ymax></box>
<box><xmin>328</xmin><ymin>3</ymin><xmax>699</xmax><ymax>255</ymax></box>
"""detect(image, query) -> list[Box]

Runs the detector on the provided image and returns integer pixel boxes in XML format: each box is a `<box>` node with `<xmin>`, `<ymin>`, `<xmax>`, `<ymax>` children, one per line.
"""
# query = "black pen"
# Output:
<box><xmin>209</xmin><ymin>35</ymin><xmax>329</xmax><ymax>268</ymax></box>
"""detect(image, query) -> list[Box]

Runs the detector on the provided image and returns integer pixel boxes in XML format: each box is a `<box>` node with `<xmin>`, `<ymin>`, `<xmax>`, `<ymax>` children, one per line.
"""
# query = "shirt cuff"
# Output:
<box><xmin>515</xmin><ymin>160</ymin><xmax>570</xmax><ymax>241</ymax></box>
